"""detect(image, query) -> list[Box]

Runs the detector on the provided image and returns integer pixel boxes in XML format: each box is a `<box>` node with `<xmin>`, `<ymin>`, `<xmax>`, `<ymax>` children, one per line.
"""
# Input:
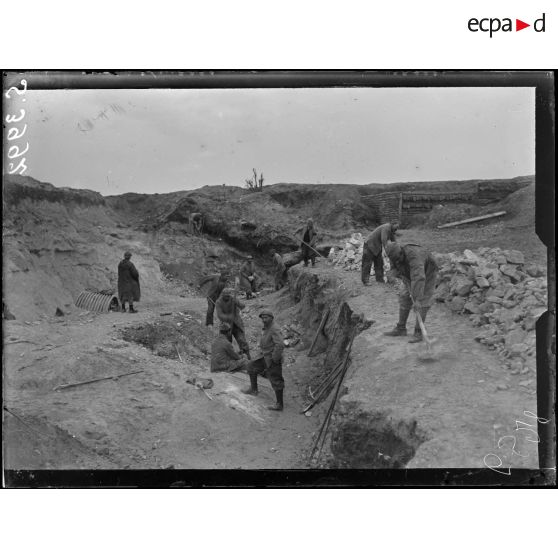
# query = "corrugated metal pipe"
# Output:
<box><xmin>75</xmin><ymin>290</ymin><xmax>119</xmax><ymax>312</ymax></box>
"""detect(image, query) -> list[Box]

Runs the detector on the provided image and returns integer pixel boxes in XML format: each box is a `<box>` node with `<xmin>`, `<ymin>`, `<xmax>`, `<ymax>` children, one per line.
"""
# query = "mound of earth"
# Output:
<box><xmin>494</xmin><ymin>182</ymin><xmax>536</xmax><ymax>228</ymax></box>
<box><xmin>107</xmin><ymin>176</ymin><xmax>533</xmax><ymax>255</ymax></box>
<box><xmin>2</xmin><ymin>176</ymin><xmax>266</xmax><ymax>322</ymax></box>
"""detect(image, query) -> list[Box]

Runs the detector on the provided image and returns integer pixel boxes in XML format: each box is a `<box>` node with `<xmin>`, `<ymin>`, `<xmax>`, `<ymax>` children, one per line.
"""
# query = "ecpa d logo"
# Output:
<box><xmin>468</xmin><ymin>13</ymin><xmax>546</xmax><ymax>37</ymax></box>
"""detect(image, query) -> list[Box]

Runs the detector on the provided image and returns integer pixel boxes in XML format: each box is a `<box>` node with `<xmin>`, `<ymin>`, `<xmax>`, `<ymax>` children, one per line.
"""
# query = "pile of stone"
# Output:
<box><xmin>328</xmin><ymin>233</ymin><xmax>391</xmax><ymax>276</ymax></box>
<box><xmin>434</xmin><ymin>247</ymin><xmax>546</xmax><ymax>376</ymax></box>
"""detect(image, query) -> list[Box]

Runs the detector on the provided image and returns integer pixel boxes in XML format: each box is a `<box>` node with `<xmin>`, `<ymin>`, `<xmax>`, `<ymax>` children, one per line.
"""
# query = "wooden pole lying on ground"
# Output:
<box><xmin>3</xmin><ymin>405</ymin><xmax>47</xmax><ymax>438</ymax></box>
<box><xmin>53</xmin><ymin>370</ymin><xmax>147</xmax><ymax>391</ymax></box>
<box><xmin>437</xmin><ymin>211</ymin><xmax>506</xmax><ymax>229</ymax></box>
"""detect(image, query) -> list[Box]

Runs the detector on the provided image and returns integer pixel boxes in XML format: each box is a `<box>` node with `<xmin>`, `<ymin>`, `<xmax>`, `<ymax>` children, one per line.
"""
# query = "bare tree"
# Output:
<box><xmin>245</xmin><ymin>168</ymin><xmax>264</xmax><ymax>192</ymax></box>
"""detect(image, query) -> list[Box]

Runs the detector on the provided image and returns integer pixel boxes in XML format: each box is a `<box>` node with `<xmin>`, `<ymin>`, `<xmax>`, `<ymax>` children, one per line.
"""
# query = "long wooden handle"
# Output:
<box><xmin>414</xmin><ymin>308</ymin><xmax>431</xmax><ymax>346</ymax></box>
<box><xmin>403</xmin><ymin>278</ymin><xmax>432</xmax><ymax>348</ymax></box>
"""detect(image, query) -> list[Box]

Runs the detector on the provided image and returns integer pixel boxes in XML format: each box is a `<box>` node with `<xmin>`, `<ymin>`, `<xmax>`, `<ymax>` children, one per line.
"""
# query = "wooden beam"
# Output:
<box><xmin>437</xmin><ymin>211</ymin><xmax>507</xmax><ymax>229</ymax></box>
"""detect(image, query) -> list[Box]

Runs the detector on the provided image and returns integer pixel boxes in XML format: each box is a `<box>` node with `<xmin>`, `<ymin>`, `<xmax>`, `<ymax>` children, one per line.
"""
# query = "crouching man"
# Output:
<box><xmin>210</xmin><ymin>322</ymin><xmax>248</xmax><ymax>373</ymax></box>
<box><xmin>242</xmin><ymin>308</ymin><xmax>285</xmax><ymax>411</ymax></box>
<box><xmin>383</xmin><ymin>242</ymin><xmax>438</xmax><ymax>343</ymax></box>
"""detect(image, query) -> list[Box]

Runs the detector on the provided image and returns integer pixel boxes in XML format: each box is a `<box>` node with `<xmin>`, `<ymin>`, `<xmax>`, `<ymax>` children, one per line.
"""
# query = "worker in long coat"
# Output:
<box><xmin>298</xmin><ymin>218</ymin><xmax>318</xmax><ymax>267</ymax></box>
<box><xmin>271</xmin><ymin>249</ymin><xmax>287</xmax><ymax>290</ymax></box>
<box><xmin>210</xmin><ymin>322</ymin><xmax>248</xmax><ymax>373</ymax></box>
<box><xmin>242</xmin><ymin>308</ymin><xmax>285</xmax><ymax>411</ymax></box>
<box><xmin>215</xmin><ymin>288</ymin><xmax>251</xmax><ymax>358</ymax></box>
<box><xmin>199</xmin><ymin>271</ymin><xmax>229</xmax><ymax>326</ymax></box>
<box><xmin>117</xmin><ymin>251</ymin><xmax>140</xmax><ymax>313</ymax></box>
<box><xmin>361</xmin><ymin>222</ymin><xmax>399</xmax><ymax>285</ymax></box>
<box><xmin>239</xmin><ymin>255</ymin><xmax>258</xmax><ymax>299</ymax></box>
<box><xmin>383</xmin><ymin>242</ymin><xmax>438</xmax><ymax>343</ymax></box>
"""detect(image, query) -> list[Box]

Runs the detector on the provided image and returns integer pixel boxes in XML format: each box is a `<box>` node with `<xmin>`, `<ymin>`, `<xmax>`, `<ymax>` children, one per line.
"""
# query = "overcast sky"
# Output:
<box><xmin>12</xmin><ymin>87</ymin><xmax>535</xmax><ymax>195</ymax></box>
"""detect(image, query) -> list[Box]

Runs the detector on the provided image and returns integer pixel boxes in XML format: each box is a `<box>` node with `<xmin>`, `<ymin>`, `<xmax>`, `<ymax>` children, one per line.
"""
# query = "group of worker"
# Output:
<box><xmin>199</xmin><ymin>218</ymin><xmax>320</xmax><ymax>411</ymax></box>
<box><xmin>116</xmin><ymin>215</ymin><xmax>438</xmax><ymax>413</ymax></box>
<box><xmin>202</xmin><ymin>264</ymin><xmax>285</xmax><ymax>411</ymax></box>
<box><xmin>360</xmin><ymin>222</ymin><xmax>439</xmax><ymax>344</ymax></box>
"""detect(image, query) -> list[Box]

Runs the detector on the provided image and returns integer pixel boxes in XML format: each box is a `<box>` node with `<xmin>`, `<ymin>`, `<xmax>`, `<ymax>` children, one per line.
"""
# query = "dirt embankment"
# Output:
<box><xmin>103</xmin><ymin>176</ymin><xmax>534</xmax><ymax>259</ymax></box>
<box><xmin>2</xmin><ymin>176</ymin><xmax>274</xmax><ymax>322</ymax></box>
<box><xmin>283</xmin><ymin>263</ymin><xmax>539</xmax><ymax>469</ymax></box>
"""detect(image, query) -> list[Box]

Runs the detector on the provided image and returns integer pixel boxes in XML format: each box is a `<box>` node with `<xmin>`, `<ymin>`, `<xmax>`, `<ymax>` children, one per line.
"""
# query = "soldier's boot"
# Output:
<box><xmin>268</xmin><ymin>389</ymin><xmax>284</xmax><ymax>411</ymax></box>
<box><xmin>121</xmin><ymin>304</ymin><xmax>127</xmax><ymax>313</ymax></box>
<box><xmin>409</xmin><ymin>307</ymin><xmax>428</xmax><ymax>343</ymax></box>
<box><xmin>129</xmin><ymin>304</ymin><xmax>138</xmax><ymax>314</ymax></box>
<box><xmin>241</xmin><ymin>373</ymin><xmax>258</xmax><ymax>396</ymax></box>
<box><xmin>383</xmin><ymin>306</ymin><xmax>411</xmax><ymax>336</ymax></box>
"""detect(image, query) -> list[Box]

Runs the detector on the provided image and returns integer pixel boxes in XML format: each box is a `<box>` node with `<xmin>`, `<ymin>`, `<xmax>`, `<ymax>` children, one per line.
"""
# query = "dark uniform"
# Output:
<box><xmin>190</xmin><ymin>212</ymin><xmax>203</xmax><ymax>235</ymax></box>
<box><xmin>243</xmin><ymin>307</ymin><xmax>285</xmax><ymax>410</ymax></box>
<box><xmin>210</xmin><ymin>327</ymin><xmax>248</xmax><ymax>372</ymax></box>
<box><xmin>239</xmin><ymin>258</ymin><xmax>258</xmax><ymax>298</ymax></box>
<box><xmin>199</xmin><ymin>273</ymin><xmax>227</xmax><ymax>326</ymax></box>
<box><xmin>215</xmin><ymin>289</ymin><xmax>250</xmax><ymax>357</ymax></box>
<box><xmin>299</xmin><ymin>220</ymin><xmax>317</xmax><ymax>267</ymax></box>
<box><xmin>361</xmin><ymin>223</ymin><xmax>397</xmax><ymax>284</ymax></box>
<box><xmin>272</xmin><ymin>252</ymin><xmax>287</xmax><ymax>290</ymax></box>
<box><xmin>384</xmin><ymin>243</ymin><xmax>438</xmax><ymax>342</ymax></box>
<box><xmin>117</xmin><ymin>253</ymin><xmax>140</xmax><ymax>312</ymax></box>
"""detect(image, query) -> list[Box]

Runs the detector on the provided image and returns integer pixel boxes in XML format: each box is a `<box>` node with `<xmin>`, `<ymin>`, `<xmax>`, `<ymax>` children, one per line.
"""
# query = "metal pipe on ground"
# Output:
<box><xmin>75</xmin><ymin>291</ymin><xmax>119</xmax><ymax>313</ymax></box>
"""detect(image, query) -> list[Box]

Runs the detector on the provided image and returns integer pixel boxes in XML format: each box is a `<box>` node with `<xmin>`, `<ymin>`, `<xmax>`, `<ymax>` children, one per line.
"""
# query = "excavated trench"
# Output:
<box><xmin>285</xmin><ymin>266</ymin><xmax>428</xmax><ymax>468</ymax></box>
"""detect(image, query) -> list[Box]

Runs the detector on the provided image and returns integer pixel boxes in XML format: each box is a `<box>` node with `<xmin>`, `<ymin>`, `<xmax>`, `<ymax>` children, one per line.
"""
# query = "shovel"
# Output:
<box><xmin>403</xmin><ymin>279</ymin><xmax>438</xmax><ymax>361</ymax></box>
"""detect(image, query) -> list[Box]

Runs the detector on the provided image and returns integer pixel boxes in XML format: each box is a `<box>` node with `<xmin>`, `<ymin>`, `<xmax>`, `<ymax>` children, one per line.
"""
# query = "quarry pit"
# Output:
<box><xmin>2</xmin><ymin>175</ymin><xmax>550</xmax><ymax>473</ymax></box>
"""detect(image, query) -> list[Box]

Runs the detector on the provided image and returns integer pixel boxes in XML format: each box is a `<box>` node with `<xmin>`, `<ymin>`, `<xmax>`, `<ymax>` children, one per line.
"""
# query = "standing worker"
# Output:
<box><xmin>299</xmin><ymin>218</ymin><xmax>318</xmax><ymax>267</ymax></box>
<box><xmin>118</xmin><ymin>251</ymin><xmax>140</xmax><ymax>313</ymax></box>
<box><xmin>215</xmin><ymin>288</ymin><xmax>251</xmax><ymax>358</ymax></box>
<box><xmin>242</xmin><ymin>308</ymin><xmax>285</xmax><ymax>411</ymax></box>
<box><xmin>210</xmin><ymin>322</ymin><xmax>248</xmax><ymax>373</ymax></box>
<box><xmin>239</xmin><ymin>255</ymin><xmax>258</xmax><ymax>299</ymax></box>
<box><xmin>361</xmin><ymin>222</ymin><xmax>399</xmax><ymax>285</ymax></box>
<box><xmin>383</xmin><ymin>242</ymin><xmax>438</xmax><ymax>343</ymax></box>
<box><xmin>190</xmin><ymin>212</ymin><xmax>204</xmax><ymax>235</ymax></box>
<box><xmin>271</xmin><ymin>249</ymin><xmax>287</xmax><ymax>290</ymax></box>
<box><xmin>199</xmin><ymin>270</ymin><xmax>229</xmax><ymax>326</ymax></box>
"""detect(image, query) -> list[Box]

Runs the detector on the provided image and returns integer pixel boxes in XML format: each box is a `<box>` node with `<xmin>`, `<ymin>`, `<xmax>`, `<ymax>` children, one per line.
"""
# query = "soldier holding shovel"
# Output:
<box><xmin>383</xmin><ymin>242</ymin><xmax>438</xmax><ymax>343</ymax></box>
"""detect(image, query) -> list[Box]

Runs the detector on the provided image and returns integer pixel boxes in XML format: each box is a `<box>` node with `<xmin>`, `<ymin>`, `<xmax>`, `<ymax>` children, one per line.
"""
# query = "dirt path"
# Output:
<box><xmin>3</xmin><ymin>292</ymin><xmax>320</xmax><ymax>470</ymax></box>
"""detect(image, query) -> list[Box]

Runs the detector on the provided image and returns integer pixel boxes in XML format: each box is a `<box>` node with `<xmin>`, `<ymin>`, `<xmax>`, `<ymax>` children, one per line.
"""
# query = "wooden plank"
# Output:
<box><xmin>437</xmin><ymin>211</ymin><xmax>507</xmax><ymax>229</ymax></box>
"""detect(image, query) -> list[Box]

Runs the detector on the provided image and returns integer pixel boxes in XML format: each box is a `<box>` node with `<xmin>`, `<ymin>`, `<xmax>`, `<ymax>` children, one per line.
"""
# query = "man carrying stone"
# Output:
<box><xmin>199</xmin><ymin>270</ymin><xmax>229</xmax><ymax>326</ymax></box>
<box><xmin>239</xmin><ymin>255</ymin><xmax>258</xmax><ymax>299</ymax></box>
<box><xmin>361</xmin><ymin>222</ymin><xmax>399</xmax><ymax>285</ymax></box>
<box><xmin>210</xmin><ymin>322</ymin><xmax>248</xmax><ymax>373</ymax></box>
<box><xmin>271</xmin><ymin>249</ymin><xmax>287</xmax><ymax>291</ymax></box>
<box><xmin>118</xmin><ymin>251</ymin><xmax>140</xmax><ymax>313</ymax></box>
<box><xmin>383</xmin><ymin>242</ymin><xmax>438</xmax><ymax>343</ymax></box>
<box><xmin>215</xmin><ymin>288</ymin><xmax>251</xmax><ymax>358</ymax></box>
<box><xmin>242</xmin><ymin>308</ymin><xmax>285</xmax><ymax>411</ymax></box>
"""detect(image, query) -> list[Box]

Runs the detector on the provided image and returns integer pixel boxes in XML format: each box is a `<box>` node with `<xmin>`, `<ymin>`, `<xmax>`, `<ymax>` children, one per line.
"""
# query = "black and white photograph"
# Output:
<box><xmin>2</xmin><ymin>71</ymin><xmax>555</xmax><ymax>486</ymax></box>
